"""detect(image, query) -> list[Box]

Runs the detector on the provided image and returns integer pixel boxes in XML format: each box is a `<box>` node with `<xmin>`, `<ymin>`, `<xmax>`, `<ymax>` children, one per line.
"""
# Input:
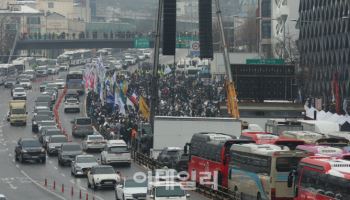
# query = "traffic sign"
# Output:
<box><xmin>134</xmin><ymin>38</ymin><xmax>150</xmax><ymax>48</ymax></box>
<box><xmin>246</xmin><ymin>59</ymin><xmax>285</xmax><ymax>65</ymax></box>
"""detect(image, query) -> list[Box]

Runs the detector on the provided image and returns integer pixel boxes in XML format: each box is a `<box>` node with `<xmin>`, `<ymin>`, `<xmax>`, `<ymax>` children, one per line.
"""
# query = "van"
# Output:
<box><xmin>147</xmin><ymin>181</ymin><xmax>190</xmax><ymax>200</ymax></box>
<box><xmin>100</xmin><ymin>140</ymin><xmax>131</xmax><ymax>166</ymax></box>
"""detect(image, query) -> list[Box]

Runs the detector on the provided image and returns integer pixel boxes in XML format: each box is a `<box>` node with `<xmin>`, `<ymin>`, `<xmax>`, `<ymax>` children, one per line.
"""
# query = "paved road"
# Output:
<box><xmin>0</xmin><ymin>51</ymin><xmax>210</xmax><ymax>200</ymax></box>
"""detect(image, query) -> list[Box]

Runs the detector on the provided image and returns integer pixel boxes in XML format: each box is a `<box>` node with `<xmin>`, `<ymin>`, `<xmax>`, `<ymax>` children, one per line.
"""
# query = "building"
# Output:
<box><xmin>44</xmin><ymin>11</ymin><xmax>85</xmax><ymax>35</ymax></box>
<box><xmin>258</xmin><ymin>0</ymin><xmax>299</xmax><ymax>60</ymax></box>
<box><xmin>298</xmin><ymin>0</ymin><xmax>350</xmax><ymax>113</ymax></box>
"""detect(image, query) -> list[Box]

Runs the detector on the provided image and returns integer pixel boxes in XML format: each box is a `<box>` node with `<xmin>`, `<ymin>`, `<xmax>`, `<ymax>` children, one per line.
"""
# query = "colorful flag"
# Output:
<box><xmin>139</xmin><ymin>96</ymin><xmax>150</xmax><ymax>120</ymax></box>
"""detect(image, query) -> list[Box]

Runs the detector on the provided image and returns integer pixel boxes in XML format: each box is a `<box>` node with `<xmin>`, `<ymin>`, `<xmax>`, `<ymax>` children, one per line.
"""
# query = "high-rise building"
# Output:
<box><xmin>298</xmin><ymin>0</ymin><xmax>350</xmax><ymax>112</ymax></box>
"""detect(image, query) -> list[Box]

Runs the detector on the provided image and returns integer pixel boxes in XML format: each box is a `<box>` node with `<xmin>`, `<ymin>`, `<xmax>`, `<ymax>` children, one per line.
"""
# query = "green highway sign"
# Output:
<box><xmin>246</xmin><ymin>59</ymin><xmax>285</xmax><ymax>65</ymax></box>
<box><xmin>134</xmin><ymin>38</ymin><xmax>150</xmax><ymax>48</ymax></box>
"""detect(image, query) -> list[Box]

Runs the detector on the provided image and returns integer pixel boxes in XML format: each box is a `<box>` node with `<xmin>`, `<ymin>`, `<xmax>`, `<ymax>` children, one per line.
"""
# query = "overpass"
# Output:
<box><xmin>15</xmin><ymin>38</ymin><xmax>155</xmax><ymax>50</ymax></box>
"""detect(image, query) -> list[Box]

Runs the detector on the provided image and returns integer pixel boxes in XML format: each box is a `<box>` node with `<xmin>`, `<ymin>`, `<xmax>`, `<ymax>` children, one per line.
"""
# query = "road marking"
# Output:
<box><xmin>61</xmin><ymin>173</ymin><xmax>66</xmax><ymax>177</ymax></box>
<box><xmin>49</xmin><ymin>160</ymin><xmax>53</xmax><ymax>164</ymax></box>
<box><xmin>20</xmin><ymin>170</ymin><xmax>66</xmax><ymax>200</ymax></box>
<box><xmin>15</xmin><ymin>164</ymin><xmax>19</xmax><ymax>168</ymax></box>
<box><xmin>9</xmin><ymin>182</ymin><xmax>17</xmax><ymax>190</ymax></box>
<box><xmin>54</xmin><ymin>166</ymin><xmax>58</xmax><ymax>170</ymax></box>
<box><xmin>79</xmin><ymin>186</ymin><xmax>86</xmax><ymax>191</ymax></box>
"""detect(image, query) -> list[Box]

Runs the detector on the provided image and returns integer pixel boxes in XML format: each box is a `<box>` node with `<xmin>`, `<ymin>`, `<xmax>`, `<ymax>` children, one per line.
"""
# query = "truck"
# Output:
<box><xmin>150</xmin><ymin>116</ymin><xmax>242</xmax><ymax>159</ymax></box>
<box><xmin>8</xmin><ymin>100</ymin><xmax>27</xmax><ymax>126</ymax></box>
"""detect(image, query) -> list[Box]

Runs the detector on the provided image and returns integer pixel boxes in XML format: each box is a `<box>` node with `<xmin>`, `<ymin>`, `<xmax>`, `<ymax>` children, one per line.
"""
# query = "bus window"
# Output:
<box><xmin>276</xmin><ymin>157</ymin><xmax>301</xmax><ymax>172</ymax></box>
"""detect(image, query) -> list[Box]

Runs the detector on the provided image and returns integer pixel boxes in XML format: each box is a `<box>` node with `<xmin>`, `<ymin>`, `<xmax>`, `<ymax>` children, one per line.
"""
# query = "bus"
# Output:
<box><xmin>280</xmin><ymin>131</ymin><xmax>325</xmax><ymax>144</ymax></box>
<box><xmin>59</xmin><ymin>49</ymin><xmax>92</xmax><ymax>66</ymax></box>
<box><xmin>228</xmin><ymin>143</ymin><xmax>310</xmax><ymax>200</ymax></box>
<box><xmin>287</xmin><ymin>156</ymin><xmax>350</xmax><ymax>200</ymax></box>
<box><xmin>296</xmin><ymin>145</ymin><xmax>350</xmax><ymax>160</ymax></box>
<box><xmin>0</xmin><ymin>64</ymin><xmax>17</xmax><ymax>84</ymax></box>
<box><xmin>240</xmin><ymin>132</ymin><xmax>305</xmax><ymax>149</ymax></box>
<box><xmin>66</xmin><ymin>71</ymin><xmax>84</xmax><ymax>95</ymax></box>
<box><xmin>188</xmin><ymin>132</ymin><xmax>253</xmax><ymax>188</ymax></box>
<box><xmin>265</xmin><ymin>119</ymin><xmax>303</xmax><ymax>136</ymax></box>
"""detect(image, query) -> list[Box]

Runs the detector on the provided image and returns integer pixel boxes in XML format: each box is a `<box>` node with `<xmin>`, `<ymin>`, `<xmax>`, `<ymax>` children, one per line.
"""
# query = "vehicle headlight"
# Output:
<box><xmin>21</xmin><ymin>149</ymin><xmax>27</xmax><ymax>153</ymax></box>
<box><xmin>33</xmin><ymin>121</ymin><xmax>37</xmax><ymax>125</ymax></box>
<box><xmin>41</xmin><ymin>148</ymin><xmax>45</xmax><ymax>152</ymax></box>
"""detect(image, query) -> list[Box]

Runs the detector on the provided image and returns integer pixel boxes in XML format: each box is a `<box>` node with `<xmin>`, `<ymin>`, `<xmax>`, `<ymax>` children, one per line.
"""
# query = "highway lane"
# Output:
<box><xmin>0</xmin><ymin>51</ymin><xmax>210</xmax><ymax>200</ymax></box>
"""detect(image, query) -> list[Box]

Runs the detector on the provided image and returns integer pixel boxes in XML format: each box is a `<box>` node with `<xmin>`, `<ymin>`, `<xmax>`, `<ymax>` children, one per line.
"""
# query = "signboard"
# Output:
<box><xmin>190</xmin><ymin>41</ymin><xmax>200</xmax><ymax>57</ymax></box>
<box><xmin>246</xmin><ymin>59</ymin><xmax>285</xmax><ymax>65</ymax></box>
<box><xmin>134</xmin><ymin>38</ymin><xmax>150</xmax><ymax>48</ymax></box>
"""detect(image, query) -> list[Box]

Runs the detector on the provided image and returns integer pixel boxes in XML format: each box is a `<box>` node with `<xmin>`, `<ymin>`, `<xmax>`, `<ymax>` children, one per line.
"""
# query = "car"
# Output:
<box><xmin>11</xmin><ymin>84</ymin><xmax>22</xmax><ymax>96</ymax></box>
<box><xmin>146</xmin><ymin>181</ymin><xmax>189</xmax><ymax>200</ymax></box>
<box><xmin>36</xmin><ymin>66</ymin><xmax>48</xmax><ymax>76</ymax></box>
<box><xmin>87</xmin><ymin>165</ymin><xmax>121</xmax><ymax>190</ymax></box>
<box><xmin>54</xmin><ymin>78</ymin><xmax>66</xmax><ymax>89</ymax></box>
<box><xmin>64</xmin><ymin>98</ymin><xmax>80</xmax><ymax>113</ymax></box>
<box><xmin>4</xmin><ymin>77</ymin><xmax>17</xmax><ymax>88</ymax></box>
<box><xmin>18</xmin><ymin>78</ymin><xmax>32</xmax><ymax>89</ymax></box>
<box><xmin>71</xmin><ymin>155</ymin><xmax>98</xmax><ymax>177</ymax></box>
<box><xmin>0</xmin><ymin>194</ymin><xmax>7</xmax><ymax>200</ymax></box>
<box><xmin>59</xmin><ymin>65</ymin><xmax>69</xmax><ymax>71</ymax></box>
<box><xmin>47</xmin><ymin>66</ymin><xmax>58</xmax><ymax>75</ymax></box>
<box><xmin>15</xmin><ymin>138</ymin><xmax>46</xmax><ymax>163</ymax></box>
<box><xmin>33</xmin><ymin>105</ymin><xmax>50</xmax><ymax>115</ymax></box>
<box><xmin>42</xmin><ymin>90</ymin><xmax>57</xmax><ymax>103</ymax></box>
<box><xmin>157</xmin><ymin>147</ymin><xmax>183</xmax><ymax>168</ymax></box>
<box><xmin>32</xmin><ymin>114</ymin><xmax>53</xmax><ymax>132</ymax></box>
<box><xmin>65</xmin><ymin>90</ymin><xmax>79</xmax><ymax>101</ymax></box>
<box><xmin>115</xmin><ymin>178</ymin><xmax>148</xmax><ymax>200</ymax></box>
<box><xmin>35</xmin><ymin>95</ymin><xmax>53</xmax><ymax>110</ymax></box>
<box><xmin>82</xmin><ymin>135</ymin><xmax>106</xmax><ymax>151</ymax></box>
<box><xmin>12</xmin><ymin>87</ymin><xmax>27</xmax><ymax>100</ymax></box>
<box><xmin>40</xmin><ymin>128</ymin><xmax>62</xmax><ymax>147</ymax></box>
<box><xmin>39</xmin><ymin>82</ymin><xmax>48</xmax><ymax>92</ymax></box>
<box><xmin>72</xmin><ymin>117</ymin><xmax>94</xmax><ymax>138</ymax></box>
<box><xmin>23</xmin><ymin>69</ymin><xmax>36</xmax><ymax>80</ymax></box>
<box><xmin>37</xmin><ymin>120</ymin><xmax>57</xmax><ymax>135</ymax></box>
<box><xmin>58</xmin><ymin>143</ymin><xmax>82</xmax><ymax>166</ymax></box>
<box><xmin>35</xmin><ymin>110</ymin><xmax>53</xmax><ymax>118</ymax></box>
<box><xmin>46</xmin><ymin>135</ymin><xmax>68</xmax><ymax>156</ymax></box>
<box><xmin>100</xmin><ymin>140</ymin><xmax>131</xmax><ymax>166</ymax></box>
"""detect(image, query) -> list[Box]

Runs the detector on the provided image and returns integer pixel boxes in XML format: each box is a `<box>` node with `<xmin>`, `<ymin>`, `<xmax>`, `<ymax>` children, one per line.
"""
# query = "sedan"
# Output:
<box><xmin>115</xmin><ymin>179</ymin><xmax>148</xmax><ymax>200</ymax></box>
<box><xmin>46</xmin><ymin>135</ymin><xmax>68</xmax><ymax>156</ymax></box>
<box><xmin>87</xmin><ymin>165</ymin><xmax>121</xmax><ymax>190</ymax></box>
<box><xmin>71</xmin><ymin>155</ymin><xmax>98</xmax><ymax>177</ymax></box>
<box><xmin>82</xmin><ymin>135</ymin><xmax>106</xmax><ymax>151</ymax></box>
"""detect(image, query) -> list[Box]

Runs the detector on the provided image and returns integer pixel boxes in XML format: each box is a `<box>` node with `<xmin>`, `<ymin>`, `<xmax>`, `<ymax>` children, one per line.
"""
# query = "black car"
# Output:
<box><xmin>58</xmin><ymin>143</ymin><xmax>82</xmax><ymax>166</ymax></box>
<box><xmin>15</xmin><ymin>138</ymin><xmax>46</xmax><ymax>163</ymax></box>
<box><xmin>157</xmin><ymin>147</ymin><xmax>183</xmax><ymax>168</ymax></box>
<box><xmin>32</xmin><ymin>115</ymin><xmax>51</xmax><ymax>132</ymax></box>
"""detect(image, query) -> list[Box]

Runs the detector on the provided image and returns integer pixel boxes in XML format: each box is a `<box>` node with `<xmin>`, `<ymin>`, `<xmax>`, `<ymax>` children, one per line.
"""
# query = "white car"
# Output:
<box><xmin>12</xmin><ymin>87</ymin><xmax>27</xmax><ymax>100</ymax></box>
<box><xmin>87</xmin><ymin>165</ymin><xmax>121</xmax><ymax>190</ymax></box>
<box><xmin>64</xmin><ymin>98</ymin><xmax>80</xmax><ymax>113</ymax></box>
<box><xmin>0</xmin><ymin>194</ymin><xmax>7</xmax><ymax>200</ymax></box>
<box><xmin>71</xmin><ymin>155</ymin><xmax>98</xmax><ymax>177</ymax></box>
<box><xmin>59</xmin><ymin>65</ymin><xmax>69</xmax><ymax>71</ymax></box>
<box><xmin>82</xmin><ymin>135</ymin><xmax>106</xmax><ymax>151</ymax></box>
<box><xmin>54</xmin><ymin>78</ymin><xmax>66</xmax><ymax>89</ymax></box>
<box><xmin>19</xmin><ymin>79</ymin><xmax>32</xmax><ymax>89</ymax></box>
<box><xmin>100</xmin><ymin>140</ymin><xmax>131</xmax><ymax>166</ymax></box>
<box><xmin>115</xmin><ymin>179</ymin><xmax>148</xmax><ymax>200</ymax></box>
<box><xmin>146</xmin><ymin>181</ymin><xmax>189</xmax><ymax>200</ymax></box>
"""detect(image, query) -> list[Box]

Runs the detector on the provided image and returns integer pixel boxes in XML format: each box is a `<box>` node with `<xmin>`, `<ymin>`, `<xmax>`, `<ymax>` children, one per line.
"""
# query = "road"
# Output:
<box><xmin>0</xmin><ymin>50</ymin><xmax>209</xmax><ymax>200</ymax></box>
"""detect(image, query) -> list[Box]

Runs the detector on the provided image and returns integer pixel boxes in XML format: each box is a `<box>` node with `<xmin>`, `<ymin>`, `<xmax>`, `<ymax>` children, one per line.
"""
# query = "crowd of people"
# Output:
<box><xmin>86</xmin><ymin>62</ymin><xmax>226</xmax><ymax>148</ymax></box>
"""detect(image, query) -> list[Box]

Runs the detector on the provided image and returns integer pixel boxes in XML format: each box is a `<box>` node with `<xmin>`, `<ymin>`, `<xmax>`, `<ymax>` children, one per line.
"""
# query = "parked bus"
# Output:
<box><xmin>265</xmin><ymin>119</ymin><xmax>303</xmax><ymax>136</ymax></box>
<box><xmin>66</xmin><ymin>71</ymin><xmax>84</xmax><ymax>95</ymax></box>
<box><xmin>280</xmin><ymin>131</ymin><xmax>325</xmax><ymax>144</ymax></box>
<box><xmin>188</xmin><ymin>132</ymin><xmax>253</xmax><ymax>188</ymax></box>
<box><xmin>296</xmin><ymin>145</ymin><xmax>350</xmax><ymax>160</ymax></box>
<box><xmin>287</xmin><ymin>156</ymin><xmax>350</xmax><ymax>200</ymax></box>
<box><xmin>240</xmin><ymin>132</ymin><xmax>305</xmax><ymax>149</ymax></box>
<box><xmin>228</xmin><ymin>143</ymin><xmax>310</xmax><ymax>200</ymax></box>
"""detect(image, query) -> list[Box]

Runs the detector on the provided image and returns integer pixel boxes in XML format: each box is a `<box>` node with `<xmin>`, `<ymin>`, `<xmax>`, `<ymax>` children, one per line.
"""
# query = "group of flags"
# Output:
<box><xmin>83</xmin><ymin>56</ymin><xmax>150</xmax><ymax>120</ymax></box>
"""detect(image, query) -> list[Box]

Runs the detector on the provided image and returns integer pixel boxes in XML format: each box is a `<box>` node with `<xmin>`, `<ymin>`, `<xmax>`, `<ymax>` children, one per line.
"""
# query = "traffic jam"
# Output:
<box><xmin>2</xmin><ymin>50</ymin><xmax>349</xmax><ymax>200</ymax></box>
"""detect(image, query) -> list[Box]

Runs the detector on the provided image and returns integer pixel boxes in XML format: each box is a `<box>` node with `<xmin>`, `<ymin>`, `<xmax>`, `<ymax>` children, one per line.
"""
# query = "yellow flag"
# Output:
<box><xmin>139</xmin><ymin>96</ymin><xmax>150</xmax><ymax>120</ymax></box>
<box><xmin>225</xmin><ymin>80</ymin><xmax>240</xmax><ymax>118</ymax></box>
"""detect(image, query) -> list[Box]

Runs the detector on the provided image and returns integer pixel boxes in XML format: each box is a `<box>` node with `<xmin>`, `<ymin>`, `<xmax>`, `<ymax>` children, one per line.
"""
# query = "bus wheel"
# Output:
<box><xmin>257</xmin><ymin>193</ymin><xmax>261</xmax><ymax>200</ymax></box>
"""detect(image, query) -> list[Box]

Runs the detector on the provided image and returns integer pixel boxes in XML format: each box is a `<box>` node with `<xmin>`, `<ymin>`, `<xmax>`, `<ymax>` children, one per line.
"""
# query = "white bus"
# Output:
<box><xmin>0</xmin><ymin>64</ymin><xmax>17</xmax><ymax>85</ymax></box>
<box><xmin>228</xmin><ymin>143</ymin><xmax>309</xmax><ymax>200</ymax></box>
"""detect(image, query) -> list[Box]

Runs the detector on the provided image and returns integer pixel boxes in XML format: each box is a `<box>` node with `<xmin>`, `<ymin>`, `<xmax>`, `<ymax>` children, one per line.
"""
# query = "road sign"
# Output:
<box><xmin>190</xmin><ymin>41</ymin><xmax>200</xmax><ymax>57</ymax></box>
<box><xmin>246</xmin><ymin>59</ymin><xmax>285</xmax><ymax>65</ymax></box>
<box><xmin>134</xmin><ymin>38</ymin><xmax>150</xmax><ymax>48</ymax></box>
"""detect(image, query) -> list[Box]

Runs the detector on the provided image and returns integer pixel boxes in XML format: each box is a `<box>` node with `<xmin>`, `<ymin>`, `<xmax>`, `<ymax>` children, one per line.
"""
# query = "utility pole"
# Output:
<box><xmin>149</xmin><ymin>0</ymin><xmax>163</xmax><ymax>131</ymax></box>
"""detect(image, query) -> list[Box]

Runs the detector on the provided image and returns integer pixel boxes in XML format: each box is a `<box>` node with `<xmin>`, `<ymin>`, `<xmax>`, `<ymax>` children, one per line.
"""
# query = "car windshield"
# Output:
<box><xmin>50</xmin><ymin>136</ymin><xmax>67</xmax><ymax>143</ymax></box>
<box><xmin>62</xmin><ymin>144</ymin><xmax>81</xmax><ymax>151</ymax></box>
<box><xmin>12</xmin><ymin>109</ymin><xmax>25</xmax><ymax>114</ymax></box>
<box><xmin>108</xmin><ymin>146</ymin><xmax>128</xmax><ymax>153</ymax></box>
<box><xmin>89</xmin><ymin>136</ymin><xmax>103</xmax><ymax>141</ymax></box>
<box><xmin>21</xmin><ymin>79</ymin><xmax>30</xmax><ymax>82</ymax></box>
<box><xmin>155</xmin><ymin>186</ymin><xmax>185</xmax><ymax>197</ymax></box>
<box><xmin>45</xmin><ymin>130</ymin><xmax>61</xmax><ymax>136</ymax></box>
<box><xmin>76</xmin><ymin>156</ymin><xmax>96</xmax><ymax>163</ymax></box>
<box><xmin>66</xmin><ymin>99</ymin><xmax>78</xmax><ymax>103</ymax></box>
<box><xmin>36</xmin><ymin>96</ymin><xmax>51</xmax><ymax>102</ymax></box>
<box><xmin>94</xmin><ymin>167</ymin><xmax>115</xmax><ymax>174</ymax></box>
<box><xmin>125</xmin><ymin>179</ymin><xmax>148</xmax><ymax>188</ymax></box>
<box><xmin>167</xmin><ymin>150</ymin><xmax>181</xmax><ymax>156</ymax></box>
<box><xmin>35</xmin><ymin>115</ymin><xmax>50</xmax><ymax>121</ymax></box>
<box><xmin>22</xmin><ymin>140</ymin><xmax>41</xmax><ymax>147</ymax></box>
<box><xmin>14</xmin><ymin>88</ymin><xmax>25</xmax><ymax>92</ymax></box>
<box><xmin>76</xmin><ymin>118</ymin><xmax>91</xmax><ymax>125</ymax></box>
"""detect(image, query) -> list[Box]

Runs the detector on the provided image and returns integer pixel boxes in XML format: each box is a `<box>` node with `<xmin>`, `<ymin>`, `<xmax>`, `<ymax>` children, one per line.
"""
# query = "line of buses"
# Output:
<box><xmin>186</xmin><ymin>119</ymin><xmax>350</xmax><ymax>200</ymax></box>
